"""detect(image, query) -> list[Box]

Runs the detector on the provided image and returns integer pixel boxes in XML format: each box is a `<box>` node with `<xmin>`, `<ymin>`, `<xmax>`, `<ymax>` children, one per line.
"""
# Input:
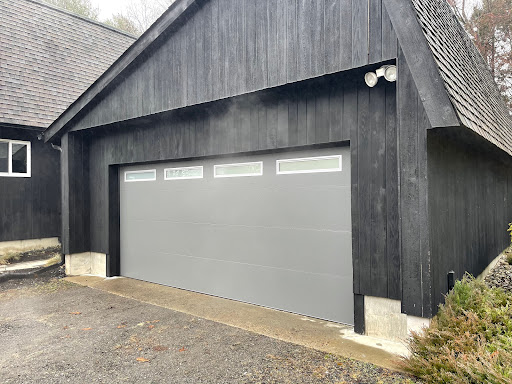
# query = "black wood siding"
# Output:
<box><xmin>396</xmin><ymin>47</ymin><xmax>432</xmax><ymax>318</ymax></box>
<box><xmin>69</xmin><ymin>0</ymin><xmax>397</xmax><ymax>132</ymax></box>
<box><xmin>65</xmin><ymin>71</ymin><xmax>401</xmax><ymax>302</ymax></box>
<box><xmin>61</xmin><ymin>133</ymin><xmax>89</xmax><ymax>255</ymax></box>
<box><xmin>428</xmin><ymin>130</ymin><xmax>512</xmax><ymax>313</ymax></box>
<box><xmin>0</xmin><ymin>127</ymin><xmax>60</xmax><ymax>242</ymax></box>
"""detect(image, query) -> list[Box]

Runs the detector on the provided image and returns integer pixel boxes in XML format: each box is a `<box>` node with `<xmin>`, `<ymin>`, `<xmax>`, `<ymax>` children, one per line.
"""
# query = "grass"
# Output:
<box><xmin>505</xmin><ymin>246</ymin><xmax>512</xmax><ymax>265</ymax></box>
<box><xmin>401</xmin><ymin>275</ymin><xmax>512</xmax><ymax>383</ymax></box>
<box><xmin>44</xmin><ymin>253</ymin><xmax>62</xmax><ymax>267</ymax></box>
<box><xmin>0</xmin><ymin>251</ymin><xmax>22</xmax><ymax>265</ymax></box>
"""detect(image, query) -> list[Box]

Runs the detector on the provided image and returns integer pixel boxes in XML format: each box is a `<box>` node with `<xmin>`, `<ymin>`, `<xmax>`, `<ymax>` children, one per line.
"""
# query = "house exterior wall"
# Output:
<box><xmin>428</xmin><ymin>129</ymin><xmax>512</xmax><ymax>312</ymax></box>
<box><xmin>0</xmin><ymin>127</ymin><xmax>60</xmax><ymax>243</ymax></box>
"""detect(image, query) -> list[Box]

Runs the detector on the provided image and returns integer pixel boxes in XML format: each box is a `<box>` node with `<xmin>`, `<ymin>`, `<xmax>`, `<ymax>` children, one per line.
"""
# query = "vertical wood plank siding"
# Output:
<box><xmin>63</xmin><ymin>73</ymin><xmax>400</xmax><ymax>301</ymax></box>
<box><xmin>0</xmin><ymin>128</ymin><xmax>60</xmax><ymax>243</ymax></box>
<box><xmin>428</xmin><ymin>132</ymin><xmax>512</xmax><ymax>313</ymax></box>
<box><xmin>70</xmin><ymin>0</ymin><xmax>397</xmax><ymax>132</ymax></box>
<box><xmin>397</xmin><ymin>48</ymin><xmax>432</xmax><ymax>317</ymax></box>
<box><xmin>61</xmin><ymin>133</ymin><xmax>90</xmax><ymax>255</ymax></box>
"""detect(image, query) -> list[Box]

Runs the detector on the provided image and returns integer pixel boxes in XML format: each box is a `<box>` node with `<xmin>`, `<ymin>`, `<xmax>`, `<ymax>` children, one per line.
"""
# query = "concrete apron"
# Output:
<box><xmin>65</xmin><ymin>276</ymin><xmax>408</xmax><ymax>371</ymax></box>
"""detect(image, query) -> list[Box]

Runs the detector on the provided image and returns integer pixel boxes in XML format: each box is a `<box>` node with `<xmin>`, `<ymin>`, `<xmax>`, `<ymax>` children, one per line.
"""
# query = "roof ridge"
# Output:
<box><xmin>25</xmin><ymin>0</ymin><xmax>138</xmax><ymax>40</ymax></box>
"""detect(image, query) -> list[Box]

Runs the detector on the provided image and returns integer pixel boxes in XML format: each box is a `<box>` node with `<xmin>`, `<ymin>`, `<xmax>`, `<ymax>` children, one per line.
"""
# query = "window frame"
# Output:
<box><xmin>276</xmin><ymin>155</ymin><xmax>342</xmax><ymax>175</ymax></box>
<box><xmin>164</xmin><ymin>166</ymin><xmax>204</xmax><ymax>181</ymax></box>
<box><xmin>0</xmin><ymin>139</ymin><xmax>31</xmax><ymax>178</ymax></box>
<box><xmin>124</xmin><ymin>169</ymin><xmax>157</xmax><ymax>183</ymax></box>
<box><xmin>214</xmin><ymin>161</ymin><xmax>263</xmax><ymax>178</ymax></box>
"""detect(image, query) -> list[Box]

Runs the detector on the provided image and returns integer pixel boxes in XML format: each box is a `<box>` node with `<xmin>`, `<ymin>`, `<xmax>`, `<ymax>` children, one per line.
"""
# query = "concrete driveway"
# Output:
<box><xmin>0</xmin><ymin>275</ymin><xmax>418</xmax><ymax>383</ymax></box>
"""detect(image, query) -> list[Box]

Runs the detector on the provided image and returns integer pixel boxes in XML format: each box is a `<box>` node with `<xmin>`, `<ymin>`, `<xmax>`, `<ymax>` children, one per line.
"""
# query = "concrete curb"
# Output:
<box><xmin>0</xmin><ymin>261</ymin><xmax>63</xmax><ymax>284</ymax></box>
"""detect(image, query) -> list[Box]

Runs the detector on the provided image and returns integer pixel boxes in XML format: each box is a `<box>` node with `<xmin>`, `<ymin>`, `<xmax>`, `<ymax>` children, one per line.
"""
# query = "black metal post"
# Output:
<box><xmin>447</xmin><ymin>271</ymin><xmax>455</xmax><ymax>292</ymax></box>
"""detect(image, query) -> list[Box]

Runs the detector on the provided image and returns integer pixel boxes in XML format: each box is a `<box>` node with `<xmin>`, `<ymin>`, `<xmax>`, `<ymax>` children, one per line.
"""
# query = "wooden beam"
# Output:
<box><xmin>383</xmin><ymin>0</ymin><xmax>460</xmax><ymax>129</ymax></box>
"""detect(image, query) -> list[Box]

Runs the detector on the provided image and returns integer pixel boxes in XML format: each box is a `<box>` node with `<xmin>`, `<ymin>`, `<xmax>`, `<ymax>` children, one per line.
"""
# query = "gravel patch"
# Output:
<box><xmin>484</xmin><ymin>251</ymin><xmax>512</xmax><ymax>293</ymax></box>
<box><xmin>0</xmin><ymin>265</ymin><xmax>66</xmax><ymax>292</ymax></box>
<box><xmin>0</xmin><ymin>279</ymin><xmax>419</xmax><ymax>384</ymax></box>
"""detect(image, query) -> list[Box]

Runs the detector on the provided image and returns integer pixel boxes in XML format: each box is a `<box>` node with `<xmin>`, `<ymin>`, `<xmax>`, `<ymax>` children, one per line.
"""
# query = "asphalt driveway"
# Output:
<box><xmin>0</xmin><ymin>275</ymin><xmax>418</xmax><ymax>383</ymax></box>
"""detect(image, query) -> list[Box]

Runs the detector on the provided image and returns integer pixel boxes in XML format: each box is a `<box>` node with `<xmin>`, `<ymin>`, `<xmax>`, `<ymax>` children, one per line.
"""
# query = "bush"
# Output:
<box><xmin>401</xmin><ymin>275</ymin><xmax>512</xmax><ymax>384</ymax></box>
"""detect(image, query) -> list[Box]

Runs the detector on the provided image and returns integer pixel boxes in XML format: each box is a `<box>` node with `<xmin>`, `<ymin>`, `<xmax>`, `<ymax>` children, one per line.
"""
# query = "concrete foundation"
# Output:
<box><xmin>0</xmin><ymin>237</ymin><xmax>60</xmax><ymax>257</ymax></box>
<box><xmin>365</xmin><ymin>296</ymin><xmax>430</xmax><ymax>341</ymax></box>
<box><xmin>65</xmin><ymin>252</ymin><xmax>106</xmax><ymax>277</ymax></box>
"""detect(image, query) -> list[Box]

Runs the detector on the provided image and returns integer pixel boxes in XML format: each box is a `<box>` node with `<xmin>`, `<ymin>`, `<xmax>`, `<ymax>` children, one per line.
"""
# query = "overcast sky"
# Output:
<box><xmin>90</xmin><ymin>0</ymin><xmax>125</xmax><ymax>19</ymax></box>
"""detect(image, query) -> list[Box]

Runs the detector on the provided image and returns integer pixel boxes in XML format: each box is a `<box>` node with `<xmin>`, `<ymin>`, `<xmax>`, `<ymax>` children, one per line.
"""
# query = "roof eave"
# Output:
<box><xmin>383</xmin><ymin>0</ymin><xmax>460</xmax><ymax>129</ymax></box>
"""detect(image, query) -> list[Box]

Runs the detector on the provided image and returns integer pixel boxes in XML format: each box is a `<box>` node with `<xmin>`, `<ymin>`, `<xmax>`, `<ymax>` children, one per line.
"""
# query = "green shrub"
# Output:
<box><xmin>401</xmin><ymin>275</ymin><xmax>512</xmax><ymax>384</ymax></box>
<box><xmin>509</xmin><ymin>222</ymin><xmax>512</xmax><ymax>243</ymax></box>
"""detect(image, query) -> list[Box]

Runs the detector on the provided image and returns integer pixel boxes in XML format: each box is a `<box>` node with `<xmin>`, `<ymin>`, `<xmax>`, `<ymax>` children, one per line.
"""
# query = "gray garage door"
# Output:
<box><xmin>120</xmin><ymin>147</ymin><xmax>353</xmax><ymax>324</ymax></box>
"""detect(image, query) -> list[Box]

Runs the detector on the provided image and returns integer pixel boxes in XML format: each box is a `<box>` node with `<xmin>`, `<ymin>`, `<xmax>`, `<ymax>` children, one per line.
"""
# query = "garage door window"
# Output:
<box><xmin>277</xmin><ymin>155</ymin><xmax>342</xmax><ymax>175</ymax></box>
<box><xmin>165</xmin><ymin>166</ymin><xmax>203</xmax><ymax>180</ymax></box>
<box><xmin>214</xmin><ymin>162</ymin><xmax>263</xmax><ymax>178</ymax></box>
<box><xmin>125</xmin><ymin>170</ymin><xmax>156</xmax><ymax>182</ymax></box>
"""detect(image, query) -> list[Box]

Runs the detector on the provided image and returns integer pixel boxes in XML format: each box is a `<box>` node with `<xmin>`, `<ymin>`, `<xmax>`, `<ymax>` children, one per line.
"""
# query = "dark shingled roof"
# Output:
<box><xmin>0</xmin><ymin>0</ymin><xmax>136</xmax><ymax>129</ymax></box>
<box><xmin>412</xmin><ymin>0</ymin><xmax>512</xmax><ymax>156</ymax></box>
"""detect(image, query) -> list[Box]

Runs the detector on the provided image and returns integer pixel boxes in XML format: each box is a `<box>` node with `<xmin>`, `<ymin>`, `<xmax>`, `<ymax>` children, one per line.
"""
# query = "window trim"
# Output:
<box><xmin>214</xmin><ymin>161</ymin><xmax>263</xmax><ymax>178</ymax></box>
<box><xmin>164</xmin><ymin>166</ymin><xmax>203</xmax><ymax>181</ymax></box>
<box><xmin>124</xmin><ymin>169</ymin><xmax>157</xmax><ymax>182</ymax></box>
<box><xmin>0</xmin><ymin>139</ymin><xmax>31</xmax><ymax>178</ymax></box>
<box><xmin>276</xmin><ymin>155</ymin><xmax>342</xmax><ymax>175</ymax></box>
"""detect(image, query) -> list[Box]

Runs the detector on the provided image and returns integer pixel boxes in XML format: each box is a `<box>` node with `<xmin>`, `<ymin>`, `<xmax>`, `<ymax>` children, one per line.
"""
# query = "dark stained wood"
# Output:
<box><xmin>352</xmin><ymin>0</ymin><xmax>369</xmax><ymax>68</ymax></box>
<box><xmin>356</xmin><ymin>85</ymin><xmax>371</xmax><ymax>294</ymax></box>
<box><xmin>354</xmin><ymin>294</ymin><xmax>365</xmax><ymax>334</ymax></box>
<box><xmin>428</xmin><ymin>129</ymin><xmax>512</xmax><ymax>313</ymax></box>
<box><xmin>385</xmin><ymin>83</ymin><xmax>400</xmax><ymax>300</ymax></box>
<box><xmin>325</xmin><ymin>0</ymin><xmax>342</xmax><ymax>74</ymax></box>
<box><xmin>0</xmin><ymin>128</ymin><xmax>60</xmax><ymax>244</ymax></box>
<box><xmin>383</xmin><ymin>0</ymin><xmax>459</xmax><ymax>129</ymax></box>
<box><xmin>398</xmin><ymin>48</ymin><xmax>431</xmax><ymax>317</ymax></box>
<box><xmin>107</xmin><ymin>165</ymin><xmax>120</xmax><ymax>277</ymax></box>
<box><xmin>381</xmin><ymin>1</ymin><xmax>398</xmax><ymax>61</ymax></box>
<box><xmin>369</xmin><ymin>83</ymin><xmax>388</xmax><ymax>297</ymax></box>
<box><xmin>48</xmin><ymin>0</ymin><xmax>400</xmax><ymax>141</ymax></box>
<box><xmin>369</xmin><ymin>0</ymin><xmax>383</xmax><ymax>64</ymax></box>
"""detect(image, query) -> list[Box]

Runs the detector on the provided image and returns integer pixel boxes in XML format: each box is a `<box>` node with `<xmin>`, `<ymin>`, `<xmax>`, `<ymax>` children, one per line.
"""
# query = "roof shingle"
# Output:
<box><xmin>412</xmin><ymin>0</ymin><xmax>512</xmax><ymax>156</ymax></box>
<box><xmin>0</xmin><ymin>0</ymin><xmax>136</xmax><ymax>128</ymax></box>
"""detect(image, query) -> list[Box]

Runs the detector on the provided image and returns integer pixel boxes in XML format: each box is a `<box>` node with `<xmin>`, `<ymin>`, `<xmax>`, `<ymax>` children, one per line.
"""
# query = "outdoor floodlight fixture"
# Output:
<box><xmin>364</xmin><ymin>65</ymin><xmax>397</xmax><ymax>88</ymax></box>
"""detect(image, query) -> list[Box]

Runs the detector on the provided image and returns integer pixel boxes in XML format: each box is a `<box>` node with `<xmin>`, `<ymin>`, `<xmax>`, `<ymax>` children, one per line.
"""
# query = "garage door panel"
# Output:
<box><xmin>120</xmin><ymin>147</ymin><xmax>353</xmax><ymax>324</ymax></box>
<box><xmin>124</xmin><ymin>184</ymin><xmax>351</xmax><ymax>232</ymax></box>
<box><xmin>123</xmin><ymin>218</ymin><xmax>352</xmax><ymax>276</ymax></box>
<box><xmin>121</xmin><ymin>249</ymin><xmax>353</xmax><ymax>324</ymax></box>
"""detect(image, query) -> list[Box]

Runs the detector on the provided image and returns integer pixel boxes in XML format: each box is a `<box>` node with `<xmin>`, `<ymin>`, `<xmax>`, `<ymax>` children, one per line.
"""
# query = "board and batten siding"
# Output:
<box><xmin>68</xmin><ymin>0</ymin><xmax>397</xmax><ymax>132</ymax></box>
<box><xmin>61</xmin><ymin>71</ymin><xmax>402</xmax><ymax>304</ymax></box>
<box><xmin>0</xmin><ymin>127</ymin><xmax>60</xmax><ymax>242</ymax></box>
<box><xmin>428</xmin><ymin>130</ymin><xmax>512</xmax><ymax>312</ymax></box>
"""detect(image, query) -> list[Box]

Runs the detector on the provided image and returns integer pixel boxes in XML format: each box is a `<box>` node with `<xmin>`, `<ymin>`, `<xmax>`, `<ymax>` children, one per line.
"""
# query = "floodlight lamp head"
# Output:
<box><xmin>384</xmin><ymin>65</ymin><xmax>397</xmax><ymax>82</ymax></box>
<box><xmin>364</xmin><ymin>72</ymin><xmax>378</xmax><ymax>88</ymax></box>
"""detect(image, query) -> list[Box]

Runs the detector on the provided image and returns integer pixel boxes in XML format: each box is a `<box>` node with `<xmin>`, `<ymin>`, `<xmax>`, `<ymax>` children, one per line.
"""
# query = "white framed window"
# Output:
<box><xmin>214</xmin><ymin>161</ymin><xmax>263</xmax><ymax>178</ymax></box>
<box><xmin>276</xmin><ymin>155</ymin><xmax>342</xmax><ymax>175</ymax></box>
<box><xmin>0</xmin><ymin>139</ymin><xmax>31</xmax><ymax>178</ymax></box>
<box><xmin>164</xmin><ymin>166</ymin><xmax>203</xmax><ymax>180</ymax></box>
<box><xmin>124</xmin><ymin>169</ymin><xmax>157</xmax><ymax>182</ymax></box>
